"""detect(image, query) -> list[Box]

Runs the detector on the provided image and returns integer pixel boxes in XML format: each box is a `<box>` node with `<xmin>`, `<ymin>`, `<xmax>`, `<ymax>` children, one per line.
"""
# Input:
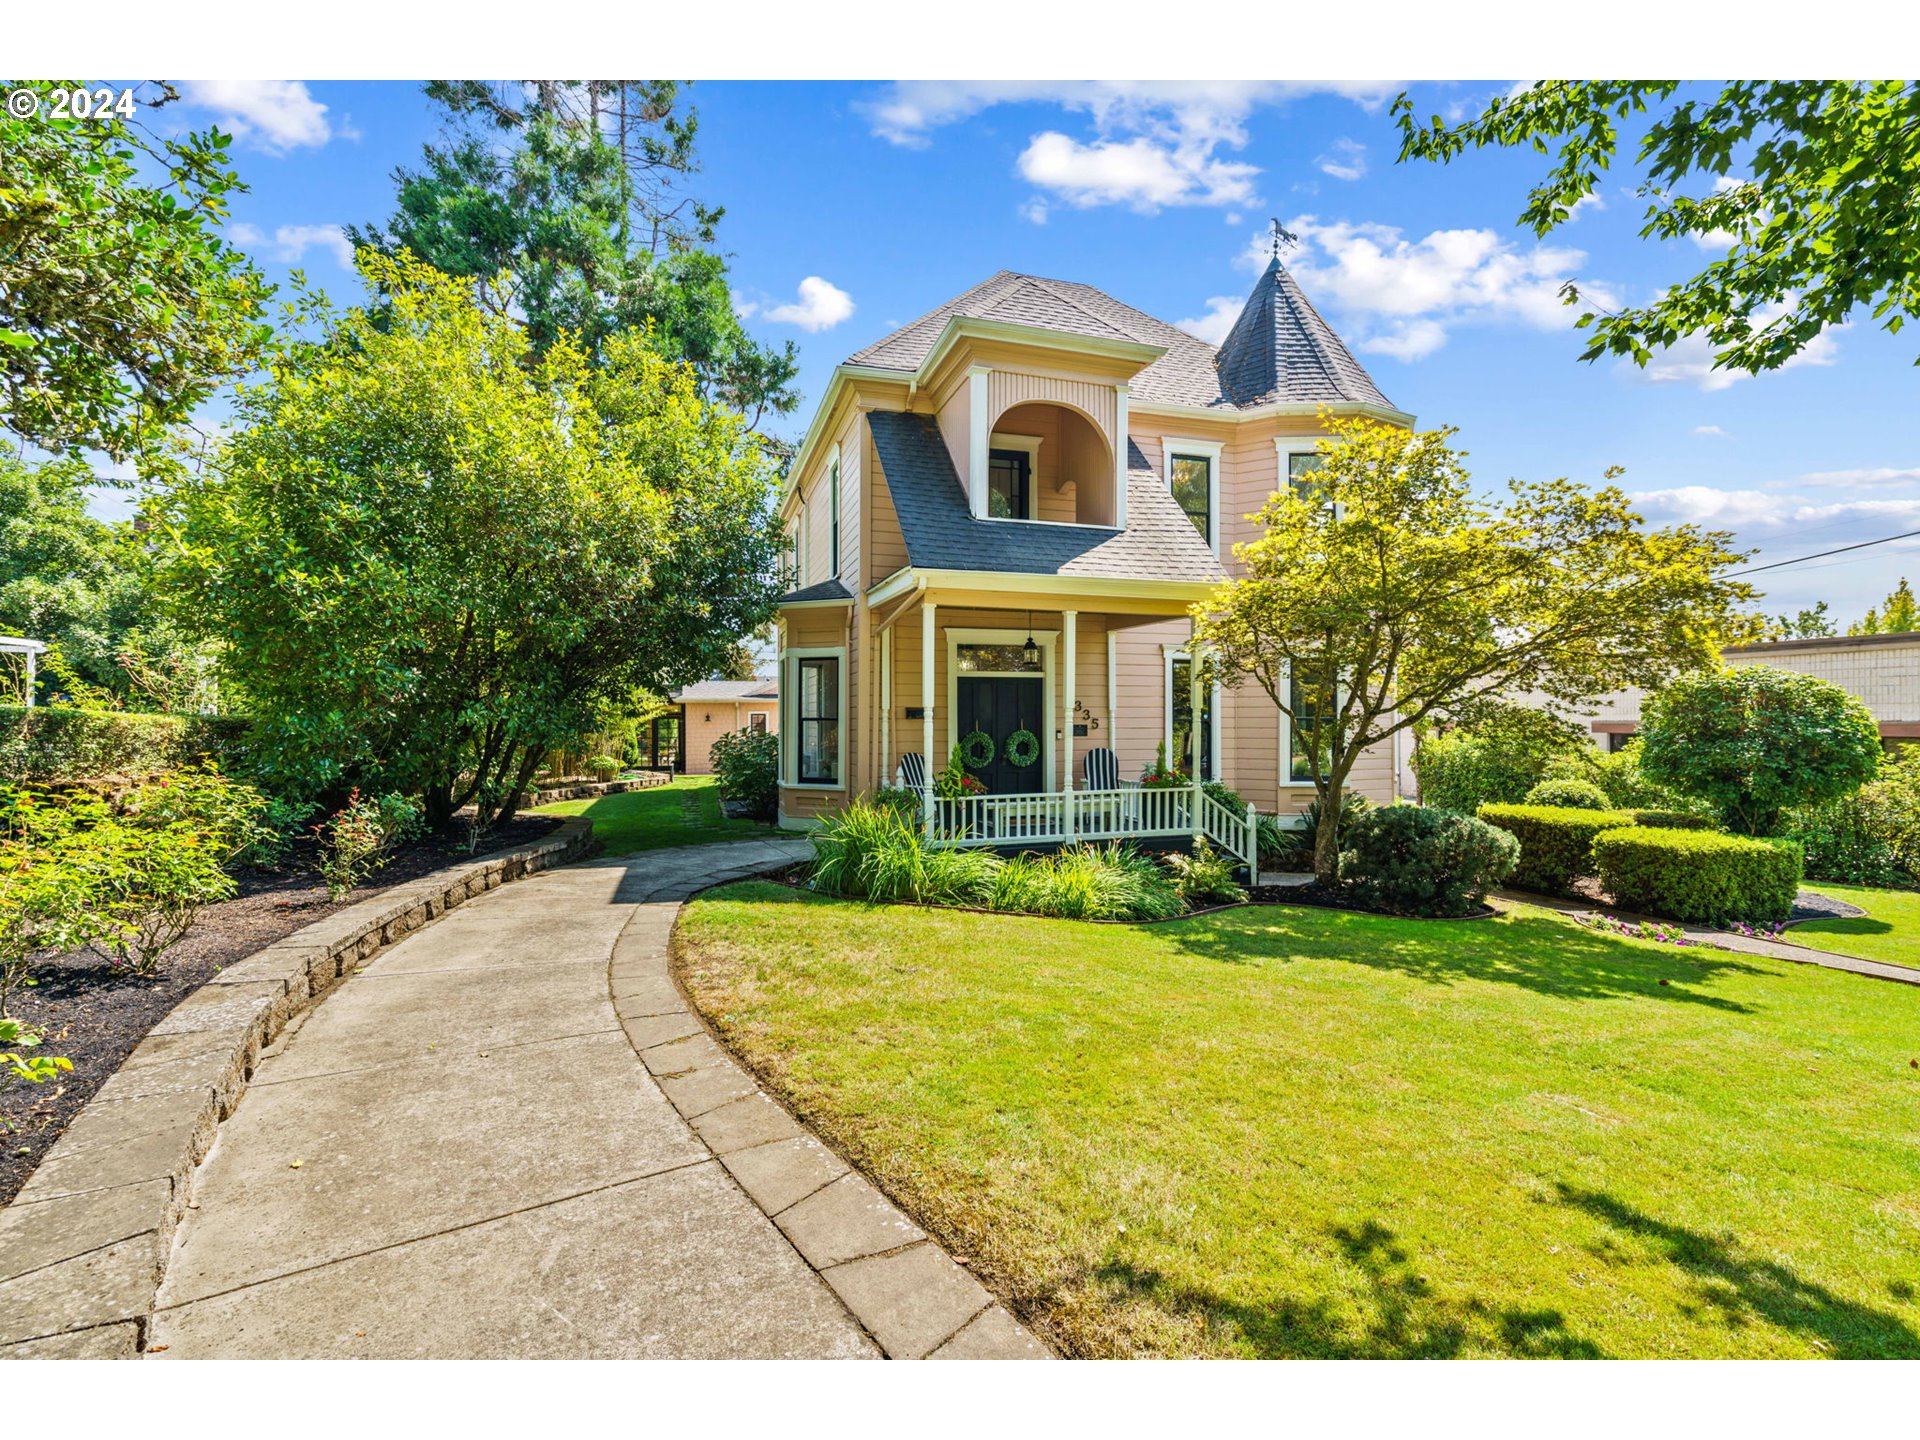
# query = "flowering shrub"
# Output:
<box><xmin>1584</xmin><ymin>913</ymin><xmax>1697</xmax><ymax>947</ymax></box>
<box><xmin>314</xmin><ymin>789</ymin><xmax>424</xmax><ymax>902</ymax></box>
<box><xmin>1729</xmin><ymin>918</ymin><xmax>1787</xmax><ymax>940</ymax></box>
<box><xmin>1139</xmin><ymin>742</ymin><xmax>1189</xmax><ymax>790</ymax></box>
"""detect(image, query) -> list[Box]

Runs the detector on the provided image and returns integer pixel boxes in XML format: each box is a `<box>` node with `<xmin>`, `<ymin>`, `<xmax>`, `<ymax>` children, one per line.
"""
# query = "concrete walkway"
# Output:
<box><xmin>1495</xmin><ymin>890</ymin><xmax>1920</xmax><ymax>987</ymax></box>
<box><xmin>148</xmin><ymin>839</ymin><xmax>1046</xmax><ymax>1359</ymax></box>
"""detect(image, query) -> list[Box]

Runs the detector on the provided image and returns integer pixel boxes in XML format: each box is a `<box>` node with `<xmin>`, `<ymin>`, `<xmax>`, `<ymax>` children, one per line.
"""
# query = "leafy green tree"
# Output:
<box><xmin>1194</xmin><ymin>414</ymin><xmax>1761</xmax><ymax>882</ymax></box>
<box><xmin>351</xmin><ymin>81</ymin><xmax>799</xmax><ymax>429</ymax></box>
<box><xmin>0</xmin><ymin>451</ymin><xmax>190</xmax><ymax>702</ymax></box>
<box><xmin>1849</xmin><ymin>578</ymin><xmax>1916</xmax><ymax>635</ymax></box>
<box><xmin>1773</xmin><ymin>600</ymin><xmax>1837</xmax><ymax>639</ymax></box>
<box><xmin>160</xmin><ymin>252</ymin><xmax>782</xmax><ymax>827</ymax></box>
<box><xmin>1638</xmin><ymin>666</ymin><xmax>1883</xmax><ymax>835</ymax></box>
<box><xmin>1394</xmin><ymin>81</ymin><xmax>1920</xmax><ymax>378</ymax></box>
<box><xmin>0</xmin><ymin>80</ymin><xmax>272</xmax><ymax>462</ymax></box>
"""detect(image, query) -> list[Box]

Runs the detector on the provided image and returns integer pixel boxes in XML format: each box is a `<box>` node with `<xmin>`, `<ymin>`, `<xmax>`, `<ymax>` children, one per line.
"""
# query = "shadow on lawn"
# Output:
<box><xmin>1555</xmin><ymin>1184</ymin><xmax>1920</xmax><ymax>1358</ymax></box>
<box><xmin>1096</xmin><ymin>1219</ymin><xmax>1603</xmax><ymax>1358</ymax></box>
<box><xmin>1162</xmin><ymin>909</ymin><xmax>1767</xmax><ymax>1012</ymax></box>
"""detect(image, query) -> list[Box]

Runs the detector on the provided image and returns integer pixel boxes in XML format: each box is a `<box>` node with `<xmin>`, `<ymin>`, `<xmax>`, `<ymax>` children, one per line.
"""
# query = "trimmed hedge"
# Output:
<box><xmin>1342</xmin><ymin>805</ymin><xmax>1518</xmax><ymax>917</ymax></box>
<box><xmin>1476</xmin><ymin>803</ymin><xmax>1638</xmax><ymax>894</ymax></box>
<box><xmin>1523</xmin><ymin>777</ymin><xmax>1612</xmax><ymax>810</ymax></box>
<box><xmin>0</xmin><ymin>706</ymin><xmax>253</xmax><ymax>785</ymax></box>
<box><xmin>1594</xmin><ymin>827</ymin><xmax>1803</xmax><ymax>926</ymax></box>
<box><xmin>1630</xmin><ymin>809</ymin><xmax>1714</xmax><ymax>831</ymax></box>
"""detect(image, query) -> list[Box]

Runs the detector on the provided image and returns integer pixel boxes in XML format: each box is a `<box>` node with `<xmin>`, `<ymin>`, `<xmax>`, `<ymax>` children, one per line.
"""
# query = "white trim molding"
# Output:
<box><xmin>1163</xmin><ymin>437</ymin><xmax>1224</xmax><ymax>557</ymax></box>
<box><xmin>1112</xmin><ymin>383</ymin><xmax>1131</xmax><ymax>530</ymax></box>
<box><xmin>967</xmin><ymin>366</ymin><xmax>992</xmax><ymax>519</ymax></box>
<box><xmin>784</xmin><ymin>644</ymin><xmax>849</xmax><ymax>791</ymax></box>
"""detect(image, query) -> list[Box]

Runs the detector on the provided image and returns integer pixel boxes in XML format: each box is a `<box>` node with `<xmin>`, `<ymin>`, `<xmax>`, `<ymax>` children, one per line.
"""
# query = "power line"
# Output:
<box><xmin>1731</xmin><ymin>528</ymin><xmax>1920</xmax><ymax>577</ymax></box>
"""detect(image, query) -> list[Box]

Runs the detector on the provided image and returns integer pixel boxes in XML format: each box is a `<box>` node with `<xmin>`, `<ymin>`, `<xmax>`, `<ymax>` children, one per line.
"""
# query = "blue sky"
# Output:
<box><xmin>127</xmin><ymin>79</ymin><xmax>1919</xmax><ymax>622</ymax></box>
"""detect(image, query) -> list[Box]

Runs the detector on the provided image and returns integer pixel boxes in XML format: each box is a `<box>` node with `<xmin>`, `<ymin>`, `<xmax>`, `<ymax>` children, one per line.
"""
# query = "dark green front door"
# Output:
<box><xmin>957</xmin><ymin>676</ymin><xmax>1045</xmax><ymax>794</ymax></box>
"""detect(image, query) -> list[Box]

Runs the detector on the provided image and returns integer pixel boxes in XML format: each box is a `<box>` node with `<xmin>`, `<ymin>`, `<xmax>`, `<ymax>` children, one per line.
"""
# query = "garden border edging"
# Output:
<box><xmin>0</xmin><ymin>816</ymin><xmax>598</xmax><ymax>1360</ymax></box>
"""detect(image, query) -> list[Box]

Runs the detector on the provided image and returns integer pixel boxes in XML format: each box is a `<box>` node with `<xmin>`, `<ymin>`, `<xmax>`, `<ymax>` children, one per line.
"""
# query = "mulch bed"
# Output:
<box><xmin>1</xmin><ymin>815</ymin><xmax>561</xmax><ymax>1207</ymax></box>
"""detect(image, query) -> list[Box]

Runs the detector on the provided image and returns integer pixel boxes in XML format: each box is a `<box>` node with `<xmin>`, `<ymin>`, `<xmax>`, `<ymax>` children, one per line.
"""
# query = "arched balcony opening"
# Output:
<box><xmin>986</xmin><ymin>401</ymin><xmax>1118</xmax><ymax>527</ymax></box>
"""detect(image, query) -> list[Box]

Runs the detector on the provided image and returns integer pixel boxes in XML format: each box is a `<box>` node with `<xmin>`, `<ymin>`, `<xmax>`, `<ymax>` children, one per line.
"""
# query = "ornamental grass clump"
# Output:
<box><xmin>991</xmin><ymin>843</ymin><xmax>1184</xmax><ymax>922</ymax></box>
<box><xmin>809</xmin><ymin>800</ymin><xmax>999</xmax><ymax>907</ymax></box>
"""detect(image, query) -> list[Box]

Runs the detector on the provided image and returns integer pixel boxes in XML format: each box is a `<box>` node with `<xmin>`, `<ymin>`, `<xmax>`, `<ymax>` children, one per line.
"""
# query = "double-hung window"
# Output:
<box><xmin>795</xmin><ymin>656</ymin><xmax>840</xmax><ymax>785</ymax></box>
<box><xmin>1168</xmin><ymin>652</ymin><xmax>1217</xmax><ymax>782</ymax></box>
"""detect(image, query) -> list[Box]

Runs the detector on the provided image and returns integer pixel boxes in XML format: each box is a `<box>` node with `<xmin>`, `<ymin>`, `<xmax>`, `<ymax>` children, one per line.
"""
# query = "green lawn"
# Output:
<box><xmin>1793</xmin><ymin>884</ymin><xmax>1920</xmax><ymax>967</ymax></box>
<box><xmin>677</xmin><ymin>886</ymin><xmax>1920</xmax><ymax>1359</ymax></box>
<box><xmin>533</xmin><ymin>776</ymin><xmax>771</xmax><ymax>855</ymax></box>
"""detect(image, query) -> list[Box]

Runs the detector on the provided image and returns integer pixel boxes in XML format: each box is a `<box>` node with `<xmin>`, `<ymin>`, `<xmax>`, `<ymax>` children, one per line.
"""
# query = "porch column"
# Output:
<box><xmin>1188</xmin><ymin>619</ymin><xmax>1205</xmax><ymax>833</ymax></box>
<box><xmin>880</xmin><ymin>627</ymin><xmax>892</xmax><ymax>788</ymax></box>
<box><xmin>1113</xmin><ymin>383</ymin><xmax>1130</xmax><ymax>529</ymax></box>
<box><xmin>23</xmin><ymin>647</ymin><xmax>35</xmax><ymax>709</ymax></box>
<box><xmin>1063</xmin><ymin>610</ymin><xmax>1078</xmax><ymax>841</ymax></box>
<box><xmin>922</xmin><ymin>599</ymin><xmax>937</xmax><ymax>828</ymax></box>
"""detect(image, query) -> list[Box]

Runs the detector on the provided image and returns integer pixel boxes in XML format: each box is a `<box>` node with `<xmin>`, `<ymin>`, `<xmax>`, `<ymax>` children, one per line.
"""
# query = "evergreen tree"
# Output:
<box><xmin>351</xmin><ymin>81</ymin><xmax>799</xmax><ymax>429</ymax></box>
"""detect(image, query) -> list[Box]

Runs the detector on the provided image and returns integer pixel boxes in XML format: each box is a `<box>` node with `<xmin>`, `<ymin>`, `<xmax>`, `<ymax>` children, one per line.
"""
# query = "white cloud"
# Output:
<box><xmin>1174</xmin><ymin>296</ymin><xmax>1245</xmax><ymax>347</ymax></box>
<box><xmin>1630</xmin><ymin>489</ymin><xmax>1920</xmax><ymax>539</ymax></box>
<box><xmin>1017</xmin><ymin>131</ymin><xmax>1258</xmax><ymax>212</ymax></box>
<box><xmin>1693</xmin><ymin>425</ymin><xmax>1729</xmax><ymax>438</ymax></box>
<box><xmin>1630</xmin><ymin>301</ymin><xmax>1840</xmax><ymax>391</ymax></box>
<box><xmin>859</xmin><ymin>81</ymin><xmax>1397</xmax><ymax>148</ymax></box>
<box><xmin>1802</xmin><ymin>466</ymin><xmax>1920</xmax><ymax>488</ymax></box>
<box><xmin>1256</xmin><ymin>214</ymin><xmax>1619</xmax><ymax>360</ymax></box>
<box><xmin>228</xmin><ymin>222</ymin><xmax>353</xmax><ymax>268</ymax></box>
<box><xmin>861</xmin><ymin>81</ymin><xmax>1397</xmax><ymax>216</ymax></box>
<box><xmin>1566</xmin><ymin>192</ymin><xmax>1606</xmax><ymax>220</ymax></box>
<box><xmin>180</xmin><ymin>80</ymin><xmax>336</xmax><ymax>152</ymax></box>
<box><xmin>763</xmin><ymin>276</ymin><xmax>855</xmax><ymax>333</ymax></box>
<box><xmin>1691</xmin><ymin>175</ymin><xmax>1749</xmax><ymax>251</ymax></box>
<box><xmin>1019</xmin><ymin>197</ymin><xmax>1050</xmax><ymax>226</ymax></box>
<box><xmin>1316</xmin><ymin>138</ymin><xmax>1367</xmax><ymax>182</ymax></box>
<box><xmin>730</xmin><ymin>291</ymin><xmax>759</xmax><ymax>320</ymax></box>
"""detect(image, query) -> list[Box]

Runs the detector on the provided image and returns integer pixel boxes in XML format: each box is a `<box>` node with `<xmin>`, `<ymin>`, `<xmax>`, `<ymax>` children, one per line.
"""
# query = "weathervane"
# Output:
<box><xmin>1269</xmin><ymin>217</ymin><xmax>1298</xmax><ymax>259</ymax></box>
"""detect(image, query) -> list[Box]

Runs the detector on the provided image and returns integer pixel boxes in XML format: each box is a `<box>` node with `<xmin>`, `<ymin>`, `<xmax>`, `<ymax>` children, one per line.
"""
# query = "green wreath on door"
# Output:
<box><xmin>1004</xmin><ymin>728</ymin><xmax>1041</xmax><ymax>769</ymax></box>
<box><xmin>958</xmin><ymin>728</ymin><xmax>996</xmax><ymax>770</ymax></box>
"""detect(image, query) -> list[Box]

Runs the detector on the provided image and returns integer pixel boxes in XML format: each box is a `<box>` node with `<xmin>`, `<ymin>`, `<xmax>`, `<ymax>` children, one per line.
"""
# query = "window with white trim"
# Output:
<box><xmin>1283</xmin><ymin>664</ymin><xmax>1336</xmax><ymax>784</ymax></box>
<box><xmin>1166</xmin><ymin>650</ymin><xmax>1220</xmax><ymax>782</ymax></box>
<box><xmin>794</xmin><ymin>654</ymin><xmax>841</xmax><ymax>785</ymax></box>
<box><xmin>1170</xmin><ymin>454</ymin><xmax>1211</xmax><ymax>542</ymax></box>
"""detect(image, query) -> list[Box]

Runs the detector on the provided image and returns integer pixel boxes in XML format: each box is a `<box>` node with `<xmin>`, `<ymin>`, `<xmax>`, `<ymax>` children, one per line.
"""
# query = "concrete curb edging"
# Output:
<box><xmin>0</xmin><ymin>817</ymin><xmax>598</xmax><ymax>1360</ymax></box>
<box><xmin>619</xmin><ymin>879</ymin><xmax>1052</xmax><ymax>1360</ymax></box>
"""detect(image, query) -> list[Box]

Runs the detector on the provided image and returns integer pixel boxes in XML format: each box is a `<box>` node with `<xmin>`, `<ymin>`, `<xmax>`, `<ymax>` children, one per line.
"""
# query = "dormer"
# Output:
<box><xmin>853</xmin><ymin>274</ymin><xmax>1166</xmax><ymax>531</ymax></box>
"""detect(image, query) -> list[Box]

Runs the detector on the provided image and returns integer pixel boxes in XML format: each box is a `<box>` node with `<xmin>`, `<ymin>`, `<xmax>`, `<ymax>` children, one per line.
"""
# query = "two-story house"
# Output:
<box><xmin>774</xmin><ymin>258</ymin><xmax>1413</xmax><ymax>857</ymax></box>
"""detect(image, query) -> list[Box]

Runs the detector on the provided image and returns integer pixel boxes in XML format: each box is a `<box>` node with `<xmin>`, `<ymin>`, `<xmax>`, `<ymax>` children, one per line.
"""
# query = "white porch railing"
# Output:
<box><xmin>925</xmin><ymin>782</ymin><xmax>1260</xmax><ymax>867</ymax></box>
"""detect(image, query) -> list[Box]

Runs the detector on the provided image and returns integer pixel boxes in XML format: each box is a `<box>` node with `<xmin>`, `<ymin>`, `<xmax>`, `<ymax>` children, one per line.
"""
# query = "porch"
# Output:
<box><xmin>861</xmin><ymin>574</ymin><xmax>1261</xmax><ymax>867</ymax></box>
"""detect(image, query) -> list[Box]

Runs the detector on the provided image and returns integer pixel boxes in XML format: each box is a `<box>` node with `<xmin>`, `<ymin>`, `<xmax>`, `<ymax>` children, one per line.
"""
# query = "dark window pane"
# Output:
<box><xmin>1171</xmin><ymin>454</ymin><xmax>1210</xmax><ymax>542</ymax></box>
<box><xmin>957</xmin><ymin>643</ymin><xmax>1041</xmax><ymax>674</ymax></box>
<box><xmin>988</xmin><ymin>449</ymin><xmax>1031</xmax><ymax>520</ymax></box>
<box><xmin>1289</xmin><ymin>450</ymin><xmax>1330</xmax><ymax>505</ymax></box>
<box><xmin>796</xmin><ymin>657</ymin><xmax>840</xmax><ymax>783</ymax></box>
<box><xmin>1289</xmin><ymin>672</ymin><xmax>1332</xmax><ymax>782</ymax></box>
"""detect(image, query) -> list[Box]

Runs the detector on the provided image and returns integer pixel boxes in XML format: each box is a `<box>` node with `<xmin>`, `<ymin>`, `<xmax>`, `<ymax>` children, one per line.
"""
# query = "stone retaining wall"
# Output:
<box><xmin>0</xmin><ymin>817</ymin><xmax>598</xmax><ymax>1360</ymax></box>
<box><xmin>527</xmin><ymin>772</ymin><xmax>671</xmax><ymax>807</ymax></box>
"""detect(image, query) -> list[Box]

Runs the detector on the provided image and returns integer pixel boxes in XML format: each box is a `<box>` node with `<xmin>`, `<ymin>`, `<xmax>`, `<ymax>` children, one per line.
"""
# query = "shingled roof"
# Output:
<box><xmin>845</xmin><ymin>265</ymin><xmax>1393</xmax><ymax>413</ymax></box>
<box><xmin>1214</xmin><ymin>258</ymin><xmax>1394</xmax><ymax>408</ymax></box>
<box><xmin>866</xmin><ymin>411</ymin><xmax>1223</xmax><ymax>584</ymax></box>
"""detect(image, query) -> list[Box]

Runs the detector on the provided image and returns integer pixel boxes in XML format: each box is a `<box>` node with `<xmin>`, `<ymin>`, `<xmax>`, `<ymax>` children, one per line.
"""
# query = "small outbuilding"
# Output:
<box><xmin>670</xmin><ymin>679</ymin><xmax>780</xmax><ymax>774</ymax></box>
